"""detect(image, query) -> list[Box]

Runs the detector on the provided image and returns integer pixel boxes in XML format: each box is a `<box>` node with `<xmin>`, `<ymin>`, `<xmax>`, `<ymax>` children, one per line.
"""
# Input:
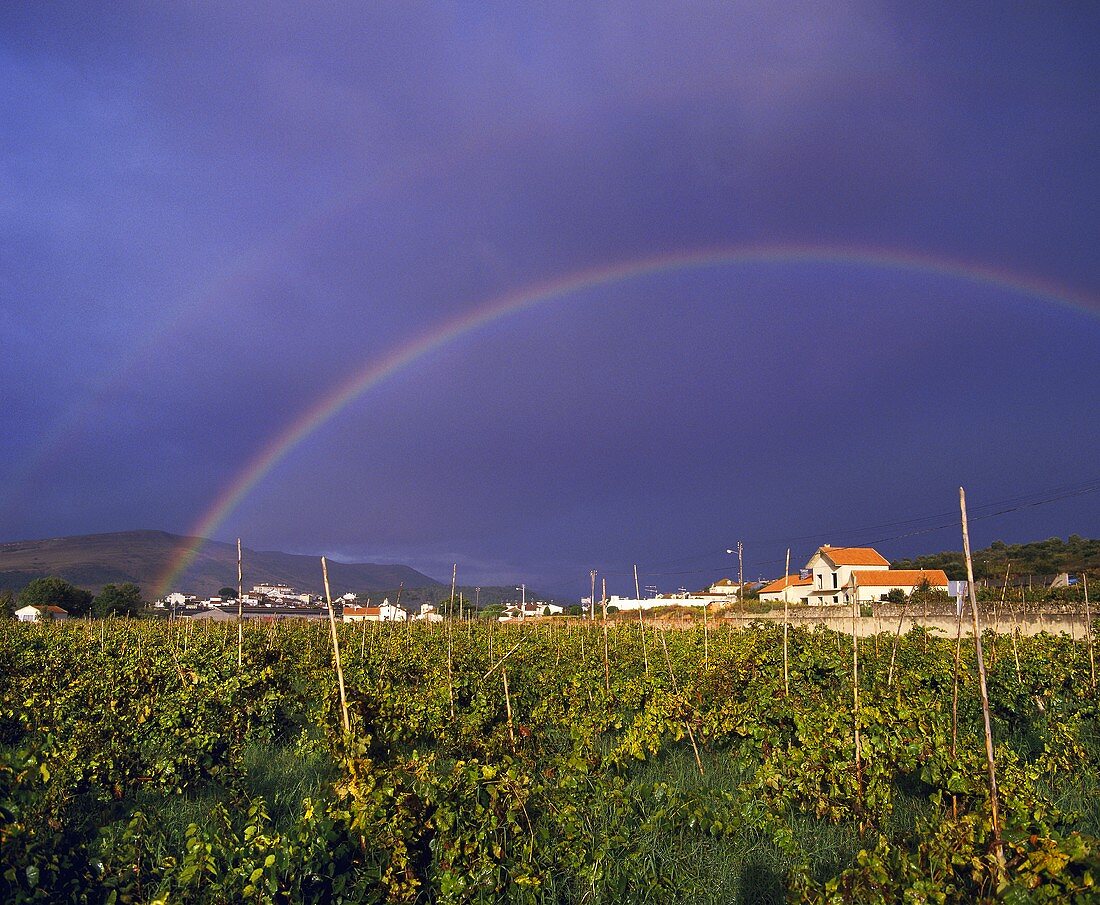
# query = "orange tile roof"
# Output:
<box><xmin>759</xmin><ymin>574</ymin><xmax>813</xmax><ymax>594</ymax></box>
<box><xmin>816</xmin><ymin>545</ymin><xmax>890</xmax><ymax>566</ymax></box>
<box><xmin>849</xmin><ymin>569</ymin><xmax>949</xmax><ymax>587</ymax></box>
<box><xmin>344</xmin><ymin>606</ymin><xmax>381</xmax><ymax>616</ymax></box>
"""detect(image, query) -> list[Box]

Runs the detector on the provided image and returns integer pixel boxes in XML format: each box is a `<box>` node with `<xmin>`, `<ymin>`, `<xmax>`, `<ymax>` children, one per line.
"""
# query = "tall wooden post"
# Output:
<box><xmin>321</xmin><ymin>557</ymin><xmax>351</xmax><ymax>736</ymax></box>
<box><xmin>782</xmin><ymin>548</ymin><xmax>790</xmax><ymax>696</ymax></box>
<box><xmin>237</xmin><ymin>538</ymin><xmax>243</xmax><ymax>669</ymax></box>
<box><xmin>960</xmin><ymin>487</ymin><xmax>1002</xmax><ymax>868</ymax></box>
<box><xmin>1083</xmin><ymin>572</ymin><xmax>1095</xmax><ymax>695</ymax></box>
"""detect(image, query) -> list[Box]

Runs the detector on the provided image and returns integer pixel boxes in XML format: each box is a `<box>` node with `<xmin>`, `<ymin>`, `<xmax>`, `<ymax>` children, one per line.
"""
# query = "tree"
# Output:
<box><xmin>218</xmin><ymin>586</ymin><xmax>238</xmax><ymax>600</ymax></box>
<box><xmin>18</xmin><ymin>577</ymin><xmax>94</xmax><ymax>617</ymax></box>
<box><xmin>92</xmin><ymin>583</ymin><xmax>145</xmax><ymax>618</ymax></box>
<box><xmin>0</xmin><ymin>589</ymin><xmax>14</xmax><ymax>619</ymax></box>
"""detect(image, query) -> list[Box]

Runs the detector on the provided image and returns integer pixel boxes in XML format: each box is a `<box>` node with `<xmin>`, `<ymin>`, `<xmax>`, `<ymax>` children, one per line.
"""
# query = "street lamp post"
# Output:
<box><xmin>727</xmin><ymin>542</ymin><xmax>744</xmax><ymax>618</ymax></box>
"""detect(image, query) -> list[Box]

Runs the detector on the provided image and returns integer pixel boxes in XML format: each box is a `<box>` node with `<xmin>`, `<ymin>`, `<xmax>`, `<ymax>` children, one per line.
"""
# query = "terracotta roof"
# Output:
<box><xmin>815</xmin><ymin>545</ymin><xmax>890</xmax><ymax>567</ymax></box>
<box><xmin>849</xmin><ymin>569</ymin><xmax>949</xmax><ymax>587</ymax></box>
<box><xmin>710</xmin><ymin>578</ymin><xmax>736</xmax><ymax>586</ymax></box>
<box><xmin>344</xmin><ymin>606</ymin><xmax>381</xmax><ymax>616</ymax></box>
<box><xmin>759</xmin><ymin>574</ymin><xmax>813</xmax><ymax>594</ymax></box>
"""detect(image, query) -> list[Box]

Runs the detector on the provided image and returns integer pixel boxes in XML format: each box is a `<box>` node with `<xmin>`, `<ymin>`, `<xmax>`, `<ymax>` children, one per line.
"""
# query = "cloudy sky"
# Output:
<box><xmin>2</xmin><ymin>2</ymin><xmax>1097</xmax><ymax>595</ymax></box>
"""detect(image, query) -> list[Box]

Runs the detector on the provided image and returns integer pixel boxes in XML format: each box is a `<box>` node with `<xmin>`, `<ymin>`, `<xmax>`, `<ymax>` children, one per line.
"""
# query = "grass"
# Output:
<box><xmin>607</xmin><ymin>746</ymin><xmax>937</xmax><ymax>905</ymax></box>
<box><xmin>117</xmin><ymin>739</ymin><xmax>340</xmax><ymax>860</ymax></box>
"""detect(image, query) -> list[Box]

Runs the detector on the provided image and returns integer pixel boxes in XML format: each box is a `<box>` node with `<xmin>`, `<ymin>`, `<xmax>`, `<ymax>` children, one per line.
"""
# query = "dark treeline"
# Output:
<box><xmin>893</xmin><ymin>534</ymin><xmax>1100</xmax><ymax>582</ymax></box>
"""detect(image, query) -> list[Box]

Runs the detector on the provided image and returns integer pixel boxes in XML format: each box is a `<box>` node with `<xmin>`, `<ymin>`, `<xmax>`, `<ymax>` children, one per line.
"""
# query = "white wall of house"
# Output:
<box><xmin>804</xmin><ymin>550</ymin><xmax>889</xmax><ymax>606</ymax></box>
<box><xmin>758</xmin><ymin>580</ymin><xmax>813</xmax><ymax>605</ymax></box>
<box><xmin>845</xmin><ymin>574</ymin><xmax>950</xmax><ymax>604</ymax></box>
<box><xmin>606</xmin><ymin>595</ymin><xmax>719</xmax><ymax>611</ymax></box>
<box><xmin>16</xmin><ymin>605</ymin><xmax>68</xmax><ymax>622</ymax></box>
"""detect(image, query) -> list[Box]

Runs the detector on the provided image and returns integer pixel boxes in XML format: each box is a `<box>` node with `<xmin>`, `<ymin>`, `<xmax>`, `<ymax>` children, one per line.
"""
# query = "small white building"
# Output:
<box><xmin>158</xmin><ymin>592</ymin><xmax>195</xmax><ymax>609</ymax></box>
<box><xmin>846</xmin><ymin>569</ymin><xmax>950</xmax><ymax>604</ymax></box>
<box><xmin>758</xmin><ymin>573</ymin><xmax>814</xmax><ymax>604</ymax></box>
<box><xmin>499</xmin><ymin>602</ymin><xmax>564</xmax><ymax>621</ymax></box>
<box><xmin>343</xmin><ymin>600</ymin><xmax>407</xmax><ymax>622</ymax></box>
<box><xmin>706</xmin><ymin>578</ymin><xmax>741</xmax><ymax>598</ymax></box>
<box><xmin>804</xmin><ymin>546</ymin><xmax>890</xmax><ymax>606</ymax></box>
<box><xmin>16</xmin><ymin>604</ymin><xmax>69</xmax><ymax>623</ymax></box>
<box><xmin>412</xmin><ymin>602</ymin><xmax>444</xmax><ymax>623</ymax></box>
<box><xmin>603</xmin><ymin>594</ymin><xmax>719</xmax><ymax>612</ymax></box>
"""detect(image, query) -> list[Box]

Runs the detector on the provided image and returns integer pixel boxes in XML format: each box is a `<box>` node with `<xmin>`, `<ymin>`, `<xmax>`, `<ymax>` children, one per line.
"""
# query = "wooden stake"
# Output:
<box><xmin>503</xmin><ymin>667</ymin><xmax>516</xmax><ymax>751</ymax></box>
<box><xmin>236</xmin><ymin>538</ymin><xmax>243</xmax><ymax>669</ymax></box>
<box><xmin>960</xmin><ymin>487</ymin><xmax>1002</xmax><ymax>869</ymax></box>
<box><xmin>603</xmin><ymin>620</ymin><xmax>610</xmax><ymax>695</ymax></box>
<box><xmin>782</xmin><ymin>548</ymin><xmax>790</xmax><ymax>696</ymax></box>
<box><xmin>1084</xmin><ymin>573</ymin><xmax>1095</xmax><ymax>695</ymax></box>
<box><xmin>951</xmin><ymin>586</ymin><xmax>964</xmax><ymax>759</ymax></box>
<box><xmin>321</xmin><ymin>556</ymin><xmax>351</xmax><ymax>736</ymax></box>
<box><xmin>887</xmin><ymin>596</ymin><xmax>907</xmax><ymax>688</ymax></box>
<box><xmin>852</xmin><ymin>567</ymin><xmax>862</xmax><ymax>807</ymax></box>
<box><xmin>659</xmin><ymin>627</ymin><xmax>703</xmax><ymax>775</ymax></box>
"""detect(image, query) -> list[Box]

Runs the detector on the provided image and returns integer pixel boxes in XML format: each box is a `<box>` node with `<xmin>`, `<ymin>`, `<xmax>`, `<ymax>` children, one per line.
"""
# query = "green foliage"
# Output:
<box><xmin>218</xmin><ymin>586</ymin><xmax>238</xmax><ymax>600</ymax></box>
<box><xmin>894</xmin><ymin>535</ymin><xmax>1100</xmax><ymax>582</ymax></box>
<box><xmin>92</xmin><ymin>582</ymin><xmax>145</xmax><ymax>618</ymax></box>
<box><xmin>1</xmin><ymin>617</ymin><xmax>1098</xmax><ymax>901</ymax></box>
<box><xmin>16</xmin><ymin>577</ymin><xmax>93</xmax><ymax>617</ymax></box>
<box><xmin>0</xmin><ymin>590</ymin><xmax>14</xmax><ymax>620</ymax></box>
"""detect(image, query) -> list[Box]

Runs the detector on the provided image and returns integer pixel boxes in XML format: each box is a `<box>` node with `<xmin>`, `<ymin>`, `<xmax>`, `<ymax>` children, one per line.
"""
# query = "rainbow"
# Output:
<box><xmin>154</xmin><ymin>242</ymin><xmax>1098</xmax><ymax>595</ymax></box>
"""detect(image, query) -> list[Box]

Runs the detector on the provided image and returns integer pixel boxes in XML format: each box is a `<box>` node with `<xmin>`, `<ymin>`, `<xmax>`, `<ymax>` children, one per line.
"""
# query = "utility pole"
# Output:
<box><xmin>590</xmin><ymin>570</ymin><xmax>597</xmax><ymax>622</ymax></box>
<box><xmin>634</xmin><ymin>564</ymin><xmax>641</xmax><ymax>601</ymax></box>
<box><xmin>737</xmin><ymin>541</ymin><xmax>744</xmax><ymax>617</ymax></box>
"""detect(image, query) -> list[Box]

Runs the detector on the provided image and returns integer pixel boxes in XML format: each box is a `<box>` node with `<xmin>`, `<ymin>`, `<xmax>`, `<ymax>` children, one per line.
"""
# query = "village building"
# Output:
<box><xmin>412</xmin><ymin>603</ymin><xmax>444</xmax><ymax>622</ymax></box>
<box><xmin>499</xmin><ymin>601</ymin><xmax>564</xmax><ymax>620</ymax></box>
<box><xmin>845</xmin><ymin>569</ymin><xmax>951</xmax><ymax>604</ymax></box>
<box><xmin>758</xmin><ymin>573</ymin><xmax>814</xmax><ymax>604</ymax></box>
<box><xmin>804</xmin><ymin>545</ymin><xmax>890</xmax><ymax>606</ymax></box>
<box><xmin>706</xmin><ymin>578</ymin><xmax>741</xmax><ymax>598</ymax></box>
<box><xmin>343</xmin><ymin>600</ymin><xmax>407</xmax><ymax>622</ymax></box>
<box><xmin>15</xmin><ymin>604</ymin><xmax>69</xmax><ymax>623</ymax></box>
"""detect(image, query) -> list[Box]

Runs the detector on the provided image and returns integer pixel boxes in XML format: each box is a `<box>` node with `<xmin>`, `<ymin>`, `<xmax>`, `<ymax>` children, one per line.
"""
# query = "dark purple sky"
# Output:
<box><xmin>2</xmin><ymin>3</ymin><xmax>1097</xmax><ymax>596</ymax></box>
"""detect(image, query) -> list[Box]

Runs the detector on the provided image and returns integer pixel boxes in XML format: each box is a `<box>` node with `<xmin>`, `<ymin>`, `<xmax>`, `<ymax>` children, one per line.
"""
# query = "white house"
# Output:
<box><xmin>758</xmin><ymin>573</ymin><xmax>814</xmax><ymax>604</ymax></box>
<box><xmin>603</xmin><ymin>594</ymin><xmax>719</xmax><ymax>612</ymax></box>
<box><xmin>499</xmin><ymin>602</ymin><xmax>564</xmax><ymax>621</ymax></box>
<box><xmin>343</xmin><ymin>599</ymin><xmax>407</xmax><ymax>622</ymax></box>
<box><xmin>846</xmin><ymin>569</ymin><xmax>950</xmax><ymax>604</ymax></box>
<box><xmin>804</xmin><ymin>545</ymin><xmax>890</xmax><ymax>606</ymax></box>
<box><xmin>412</xmin><ymin>603</ymin><xmax>444</xmax><ymax>623</ymax></box>
<box><xmin>16</xmin><ymin>604</ymin><xmax>69</xmax><ymax>623</ymax></box>
<box><xmin>706</xmin><ymin>578</ymin><xmax>741</xmax><ymax>598</ymax></box>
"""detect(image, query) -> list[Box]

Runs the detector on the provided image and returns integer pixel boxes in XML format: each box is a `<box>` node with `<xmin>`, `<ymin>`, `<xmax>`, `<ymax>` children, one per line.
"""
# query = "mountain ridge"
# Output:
<box><xmin>0</xmin><ymin>530</ymin><xmax>442</xmax><ymax>598</ymax></box>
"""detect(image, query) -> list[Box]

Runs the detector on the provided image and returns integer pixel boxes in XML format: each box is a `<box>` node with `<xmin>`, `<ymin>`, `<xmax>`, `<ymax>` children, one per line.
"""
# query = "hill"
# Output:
<box><xmin>0</xmin><ymin>530</ymin><xmax>442</xmax><ymax>599</ymax></box>
<box><xmin>891</xmin><ymin>534</ymin><xmax>1100</xmax><ymax>582</ymax></box>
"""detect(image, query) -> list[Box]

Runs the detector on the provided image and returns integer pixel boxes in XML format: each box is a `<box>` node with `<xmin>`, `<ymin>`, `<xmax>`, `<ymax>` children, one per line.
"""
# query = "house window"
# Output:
<box><xmin>817</xmin><ymin>573</ymin><xmax>823</xmax><ymax>589</ymax></box>
<box><xmin>833</xmin><ymin>595</ymin><xmax>839</xmax><ymax>604</ymax></box>
<box><xmin>832</xmin><ymin>572</ymin><xmax>838</xmax><ymax>589</ymax></box>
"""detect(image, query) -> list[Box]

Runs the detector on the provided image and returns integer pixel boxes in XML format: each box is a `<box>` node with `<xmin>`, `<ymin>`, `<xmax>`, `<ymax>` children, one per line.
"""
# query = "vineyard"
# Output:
<box><xmin>2</xmin><ymin>615</ymin><xmax>1098</xmax><ymax>903</ymax></box>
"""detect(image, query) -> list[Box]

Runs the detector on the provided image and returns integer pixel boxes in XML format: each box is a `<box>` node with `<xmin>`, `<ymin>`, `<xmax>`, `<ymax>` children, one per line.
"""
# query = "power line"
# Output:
<box><xmin>624</xmin><ymin>476</ymin><xmax>1100</xmax><ymax>580</ymax></box>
